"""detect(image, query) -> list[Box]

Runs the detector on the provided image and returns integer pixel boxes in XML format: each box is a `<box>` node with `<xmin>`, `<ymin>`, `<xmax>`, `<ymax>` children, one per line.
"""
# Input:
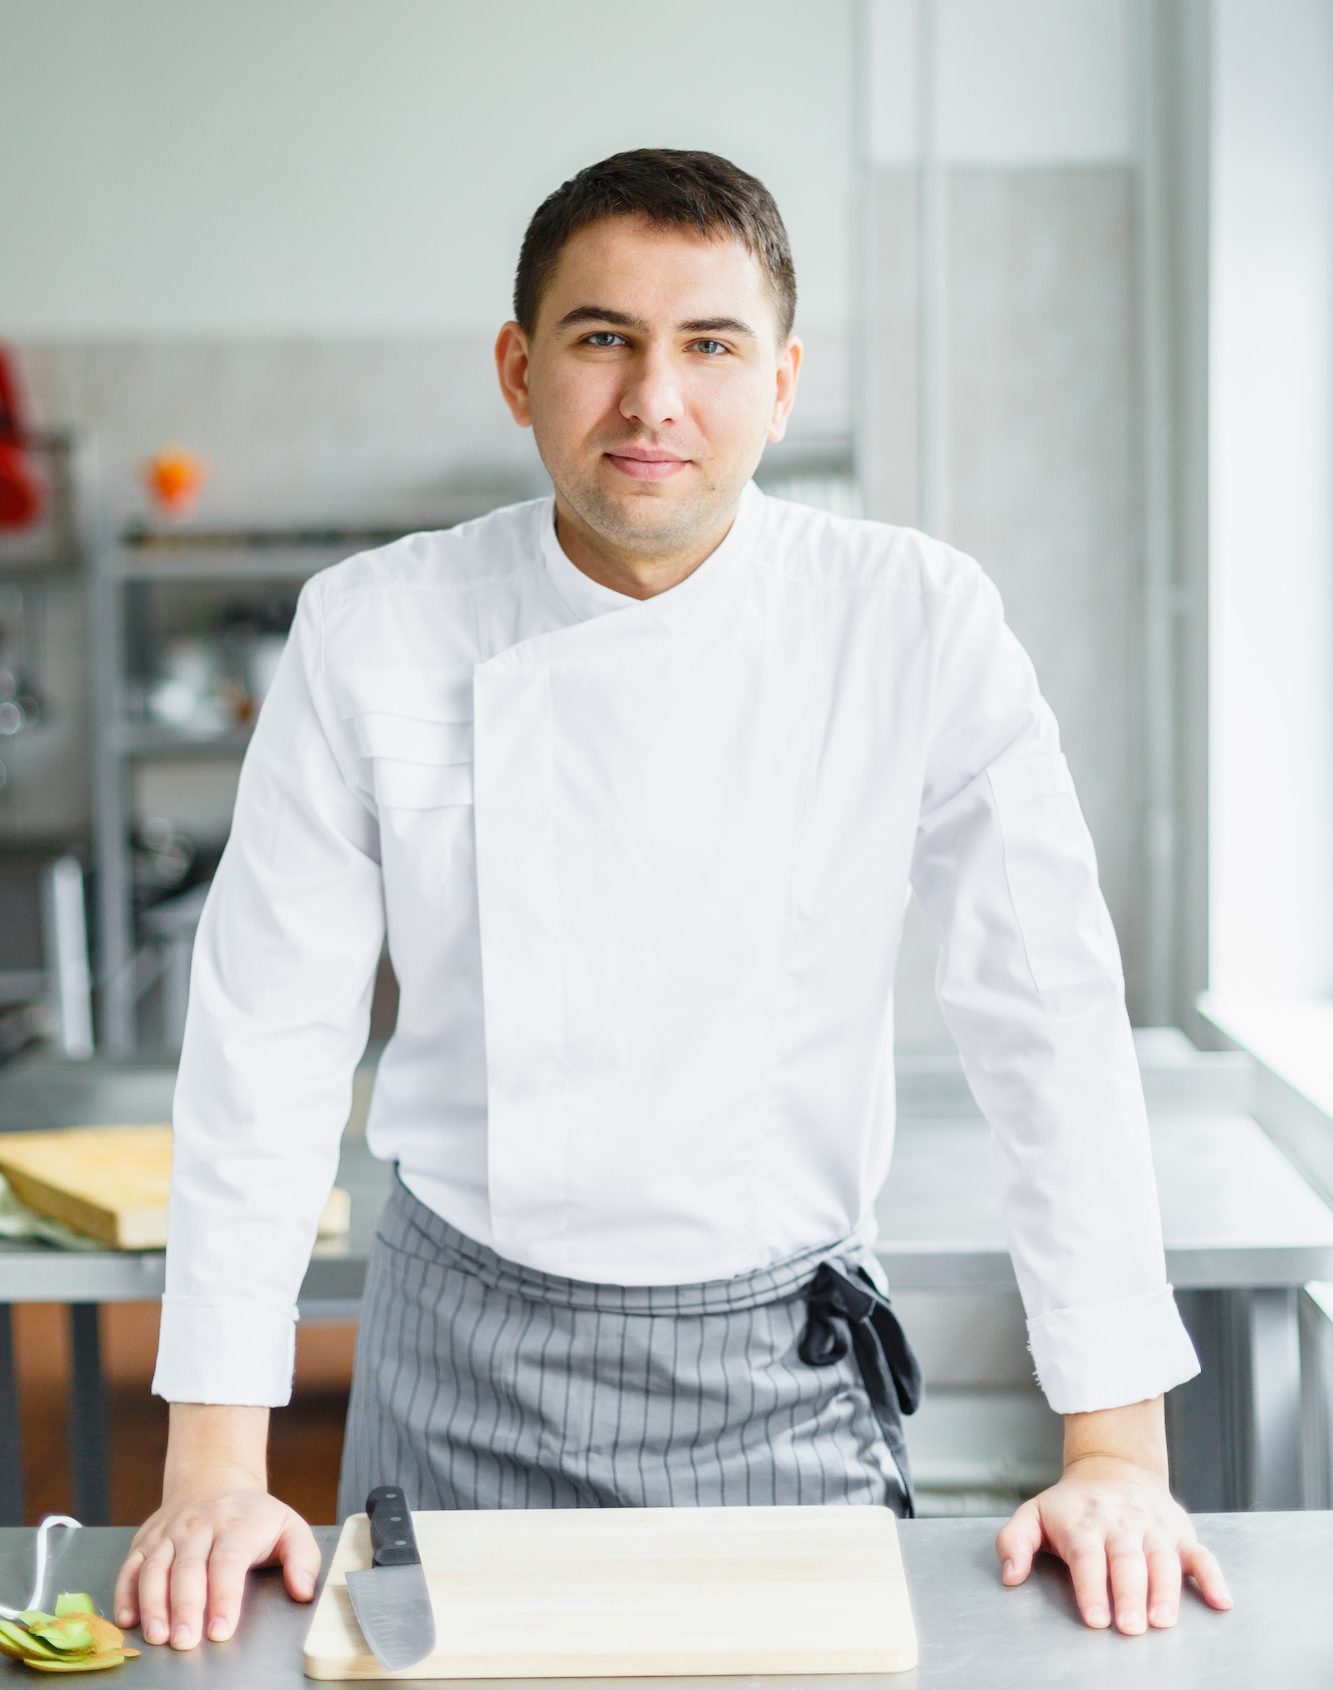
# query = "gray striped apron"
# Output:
<box><xmin>336</xmin><ymin>1162</ymin><xmax>922</xmax><ymax>1525</ymax></box>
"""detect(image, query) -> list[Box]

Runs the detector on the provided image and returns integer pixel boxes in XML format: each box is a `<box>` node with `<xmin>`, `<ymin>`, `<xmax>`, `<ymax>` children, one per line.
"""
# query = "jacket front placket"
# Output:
<box><xmin>470</xmin><ymin>602</ymin><xmax>675</xmax><ymax>1268</ymax></box>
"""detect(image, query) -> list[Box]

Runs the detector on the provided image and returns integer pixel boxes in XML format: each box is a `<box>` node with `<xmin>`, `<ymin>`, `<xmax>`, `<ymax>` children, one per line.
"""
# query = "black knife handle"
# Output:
<box><xmin>364</xmin><ymin>1485</ymin><xmax>422</xmax><ymax>1569</ymax></box>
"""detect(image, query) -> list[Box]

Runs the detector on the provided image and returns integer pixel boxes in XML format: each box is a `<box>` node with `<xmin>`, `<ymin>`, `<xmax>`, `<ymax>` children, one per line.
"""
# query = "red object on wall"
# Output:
<box><xmin>0</xmin><ymin>344</ymin><xmax>46</xmax><ymax>531</ymax></box>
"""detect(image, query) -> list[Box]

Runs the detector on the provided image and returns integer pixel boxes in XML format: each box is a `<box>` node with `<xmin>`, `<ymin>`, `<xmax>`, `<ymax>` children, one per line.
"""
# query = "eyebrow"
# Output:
<box><xmin>554</xmin><ymin>305</ymin><xmax>758</xmax><ymax>342</ymax></box>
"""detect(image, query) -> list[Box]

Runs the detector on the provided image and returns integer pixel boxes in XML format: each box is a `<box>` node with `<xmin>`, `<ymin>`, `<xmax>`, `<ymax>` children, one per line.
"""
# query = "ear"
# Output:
<box><xmin>495</xmin><ymin>321</ymin><xmax>534</xmax><ymax>428</ymax></box>
<box><xmin>767</xmin><ymin>336</ymin><xmax>803</xmax><ymax>445</ymax></box>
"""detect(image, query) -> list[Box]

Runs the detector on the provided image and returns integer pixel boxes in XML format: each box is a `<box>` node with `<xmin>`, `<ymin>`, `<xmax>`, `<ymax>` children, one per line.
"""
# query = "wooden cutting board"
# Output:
<box><xmin>0</xmin><ymin>1124</ymin><xmax>350</xmax><ymax>1249</ymax></box>
<box><xmin>303</xmin><ymin>1504</ymin><xmax>918</xmax><ymax>1679</ymax></box>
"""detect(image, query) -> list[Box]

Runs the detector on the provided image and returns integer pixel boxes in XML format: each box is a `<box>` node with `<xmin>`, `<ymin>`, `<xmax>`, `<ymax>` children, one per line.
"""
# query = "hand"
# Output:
<box><xmin>995</xmin><ymin>1453</ymin><xmax>1233</xmax><ymax>1633</ymax></box>
<box><xmin>112</xmin><ymin>1464</ymin><xmax>322</xmax><ymax>1650</ymax></box>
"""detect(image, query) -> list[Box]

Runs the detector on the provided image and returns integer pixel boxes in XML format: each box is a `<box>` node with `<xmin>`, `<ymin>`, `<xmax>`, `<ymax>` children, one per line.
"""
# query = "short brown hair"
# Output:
<box><xmin>513</xmin><ymin>147</ymin><xmax>797</xmax><ymax>352</ymax></box>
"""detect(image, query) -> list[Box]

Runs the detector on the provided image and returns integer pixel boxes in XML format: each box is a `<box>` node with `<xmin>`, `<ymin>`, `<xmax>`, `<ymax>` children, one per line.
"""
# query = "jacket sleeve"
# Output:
<box><xmin>907</xmin><ymin>554</ymin><xmax>1201</xmax><ymax>1414</ymax></box>
<box><xmin>151</xmin><ymin>573</ymin><xmax>386</xmax><ymax>1406</ymax></box>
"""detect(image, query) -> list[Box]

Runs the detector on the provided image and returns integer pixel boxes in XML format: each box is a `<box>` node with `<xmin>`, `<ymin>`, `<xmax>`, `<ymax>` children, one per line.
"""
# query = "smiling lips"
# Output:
<box><xmin>604</xmin><ymin>451</ymin><xmax>691</xmax><ymax>481</ymax></box>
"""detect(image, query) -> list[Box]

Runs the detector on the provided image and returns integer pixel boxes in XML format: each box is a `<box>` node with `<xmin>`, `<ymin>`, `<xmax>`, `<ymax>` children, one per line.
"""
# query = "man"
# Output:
<box><xmin>115</xmin><ymin>148</ymin><xmax>1231</xmax><ymax>1652</ymax></box>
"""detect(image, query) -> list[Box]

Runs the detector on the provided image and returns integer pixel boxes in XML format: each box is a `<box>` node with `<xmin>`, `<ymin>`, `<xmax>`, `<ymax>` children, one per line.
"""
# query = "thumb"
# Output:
<box><xmin>276</xmin><ymin>1516</ymin><xmax>323</xmax><ymax>1601</ymax></box>
<box><xmin>995</xmin><ymin>1499</ymin><xmax>1044</xmax><ymax>1586</ymax></box>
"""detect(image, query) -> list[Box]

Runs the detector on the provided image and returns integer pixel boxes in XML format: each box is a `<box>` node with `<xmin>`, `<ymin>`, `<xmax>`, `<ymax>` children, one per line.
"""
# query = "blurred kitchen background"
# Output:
<box><xmin>1</xmin><ymin>0</ymin><xmax>1331</xmax><ymax>1526</ymax></box>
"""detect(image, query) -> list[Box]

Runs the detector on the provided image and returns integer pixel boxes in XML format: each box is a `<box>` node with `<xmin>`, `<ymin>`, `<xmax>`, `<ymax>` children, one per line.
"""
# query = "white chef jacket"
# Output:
<box><xmin>151</xmin><ymin>476</ymin><xmax>1202</xmax><ymax>1416</ymax></box>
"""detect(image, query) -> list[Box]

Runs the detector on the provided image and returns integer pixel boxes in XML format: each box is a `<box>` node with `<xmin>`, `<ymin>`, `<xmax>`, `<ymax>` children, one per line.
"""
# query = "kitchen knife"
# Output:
<box><xmin>344</xmin><ymin>1486</ymin><xmax>436</xmax><ymax>1672</ymax></box>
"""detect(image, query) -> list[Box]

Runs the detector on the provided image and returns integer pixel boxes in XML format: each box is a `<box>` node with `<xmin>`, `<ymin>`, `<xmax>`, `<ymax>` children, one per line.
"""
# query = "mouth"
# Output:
<box><xmin>604</xmin><ymin>451</ymin><xmax>691</xmax><ymax>482</ymax></box>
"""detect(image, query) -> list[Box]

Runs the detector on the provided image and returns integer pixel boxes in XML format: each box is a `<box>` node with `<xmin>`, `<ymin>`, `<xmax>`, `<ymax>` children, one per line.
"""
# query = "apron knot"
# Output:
<box><xmin>797</xmin><ymin>1258</ymin><xmax>924</xmax><ymax>1419</ymax></box>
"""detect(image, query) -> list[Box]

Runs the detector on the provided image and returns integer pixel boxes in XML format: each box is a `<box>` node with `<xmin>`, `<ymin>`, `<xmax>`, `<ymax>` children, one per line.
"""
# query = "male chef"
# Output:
<box><xmin>115</xmin><ymin>147</ymin><xmax>1231</xmax><ymax>1652</ymax></box>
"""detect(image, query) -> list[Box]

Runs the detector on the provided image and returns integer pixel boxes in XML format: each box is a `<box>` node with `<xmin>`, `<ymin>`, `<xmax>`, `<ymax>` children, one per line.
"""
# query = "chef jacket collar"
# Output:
<box><xmin>539</xmin><ymin>477</ymin><xmax>765</xmax><ymax>633</ymax></box>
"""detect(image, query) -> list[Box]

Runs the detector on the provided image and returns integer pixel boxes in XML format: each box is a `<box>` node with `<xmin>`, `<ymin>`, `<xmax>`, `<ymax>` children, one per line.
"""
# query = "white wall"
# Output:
<box><xmin>1209</xmin><ymin>0</ymin><xmax>1333</xmax><ymax>999</ymax></box>
<box><xmin>864</xmin><ymin>0</ymin><xmax>1132</xmax><ymax>164</ymax></box>
<box><xmin>0</xmin><ymin>0</ymin><xmax>855</xmax><ymax>337</ymax></box>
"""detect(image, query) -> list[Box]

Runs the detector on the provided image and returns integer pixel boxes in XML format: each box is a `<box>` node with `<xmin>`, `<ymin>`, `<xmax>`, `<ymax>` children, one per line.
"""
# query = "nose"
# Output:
<box><xmin>617</xmin><ymin>345</ymin><xmax>685</xmax><ymax>430</ymax></box>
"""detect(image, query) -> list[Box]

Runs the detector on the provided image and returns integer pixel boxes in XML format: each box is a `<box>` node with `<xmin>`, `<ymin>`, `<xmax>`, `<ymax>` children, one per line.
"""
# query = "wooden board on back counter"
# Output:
<box><xmin>303</xmin><ymin>1503</ymin><xmax>919</xmax><ymax>1679</ymax></box>
<box><xmin>0</xmin><ymin>1124</ymin><xmax>350</xmax><ymax>1248</ymax></box>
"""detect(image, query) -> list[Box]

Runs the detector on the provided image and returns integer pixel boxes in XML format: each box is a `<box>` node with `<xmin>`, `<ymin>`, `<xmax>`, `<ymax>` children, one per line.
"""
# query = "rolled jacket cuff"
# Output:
<box><xmin>151</xmin><ymin>1295</ymin><xmax>300</xmax><ymax>1407</ymax></box>
<box><xmin>1025</xmin><ymin>1284</ymin><xmax>1201</xmax><ymax>1414</ymax></box>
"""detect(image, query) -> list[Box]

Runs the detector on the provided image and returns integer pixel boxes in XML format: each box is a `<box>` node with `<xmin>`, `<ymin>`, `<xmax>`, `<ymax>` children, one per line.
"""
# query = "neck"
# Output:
<box><xmin>552</xmin><ymin>498</ymin><xmax>739</xmax><ymax>601</ymax></box>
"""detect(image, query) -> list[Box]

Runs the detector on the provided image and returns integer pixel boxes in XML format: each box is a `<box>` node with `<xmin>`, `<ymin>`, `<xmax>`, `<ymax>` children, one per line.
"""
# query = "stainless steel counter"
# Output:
<box><xmin>0</xmin><ymin>1512</ymin><xmax>1323</xmax><ymax>1687</ymax></box>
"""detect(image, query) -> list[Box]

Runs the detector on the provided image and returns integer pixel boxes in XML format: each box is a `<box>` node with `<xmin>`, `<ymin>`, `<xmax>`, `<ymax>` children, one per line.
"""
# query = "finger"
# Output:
<box><xmin>203</xmin><ymin>1540</ymin><xmax>255</xmax><ymax>1643</ymax></box>
<box><xmin>1145</xmin><ymin>1534</ymin><xmax>1182</xmax><ymax>1627</ymax></box>
<box><xmin>1180</xmin><ymin>1539</ymin><xmax>1233</xmax><ymax>1610</ymax></box>
<box><xmin>1106</xmin><ymin>1533</ymin><xmax>1149</xmax><ymax>1634</ymax></box>
<box><xmin>135</xmin><ymin>1538</ymin><xmax>177</xmax><ymax>1645</ymax></box>
<box><xmin>995</xmin><ymin>1501</ymin><xmax>1043</xmax><ymax>1585</ymax></box>
<box><xmin>168</xmin><ymin>1530</ymin><xmax>218</xmax><ymax>1649</ymax></box>
<box><xmin>1059</xmin><ymin>1531</ymin><xmax>1112</xmax><ymax>1628</ymax></box>
<box><xmin>275</xmin><ymin>1515</ymin><xmax>323</xmax><ymax>1602</ymax></box>
<box><xmin>112</xmin><ymin>1544</ymin><xmax>148</xmax><ymax>1629</ymax></box>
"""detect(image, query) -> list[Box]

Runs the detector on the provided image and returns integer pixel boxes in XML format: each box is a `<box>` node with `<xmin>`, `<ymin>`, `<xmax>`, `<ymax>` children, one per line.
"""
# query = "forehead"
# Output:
<box><xmin>541</xmin><ymin>216</ymin><xmax>771</xmax><ymax>329</ymax></box>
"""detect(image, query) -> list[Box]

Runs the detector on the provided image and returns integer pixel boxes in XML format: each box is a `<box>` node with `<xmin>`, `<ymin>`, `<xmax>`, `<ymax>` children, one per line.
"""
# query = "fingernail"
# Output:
<box><xmin>116</xmin><ymin>1610</ymin><xmax>132</xmax><ymax>1627</ymax></box>
<box><xmin>295</xmin><ymin>1576</ymin><xmax>313</xmax><ymax>1597</ymax></box>
<box><xmin>1001</xmin><ymin>1558</ymin><xmax>1015</xmax><ymax>1581</ymax></box>
<box><xmin>172</xmin><ymin>1624</ymin><xmax>192</xmax><ymax>1647</ymax></box>
<box><xmin>1087</xmin><ymin>1605</ymin><xmax>1110</xmax><ymax>1627</ymax></box>
<box><xmin>145</xmin><ymin>1621</ymin><xmax>167</xmax><ymax>1644</ymax></box>
<box><xmin>1120</xmin><ymin>1609</ymin><xmax>1144</xmax><ymax>1632</ymax></box>
<box><xmin>208</xmin><ymin>1617</ymin><xmax>229</xmax><ymax>1642</ymax></box>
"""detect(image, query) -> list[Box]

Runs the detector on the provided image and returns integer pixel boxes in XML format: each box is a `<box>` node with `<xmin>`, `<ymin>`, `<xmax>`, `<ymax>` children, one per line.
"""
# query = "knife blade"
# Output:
<box><xmin>344</xmin><ymin>1485</ymin><xmax>436</xmax><ymax>1672</ymax></box>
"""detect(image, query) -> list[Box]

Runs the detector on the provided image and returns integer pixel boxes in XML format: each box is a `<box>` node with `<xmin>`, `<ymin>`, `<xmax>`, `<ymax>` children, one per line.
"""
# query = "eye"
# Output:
<box><xmin>582</xmin><ymin>332</ymin><xmax>625</xmax><ymax>347</ymax></box>
<box><xmin>692</xmin><ymin>340</ymin><xmax>729</xmax><ymax>357</ymax></box>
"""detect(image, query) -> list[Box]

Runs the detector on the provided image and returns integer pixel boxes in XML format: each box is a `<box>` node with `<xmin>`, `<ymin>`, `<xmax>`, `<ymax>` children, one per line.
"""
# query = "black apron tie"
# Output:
<box><xmin>798</xmin><ymin>1257</ymin><xmax>923</xmax><ymax>1515</ymax></box>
